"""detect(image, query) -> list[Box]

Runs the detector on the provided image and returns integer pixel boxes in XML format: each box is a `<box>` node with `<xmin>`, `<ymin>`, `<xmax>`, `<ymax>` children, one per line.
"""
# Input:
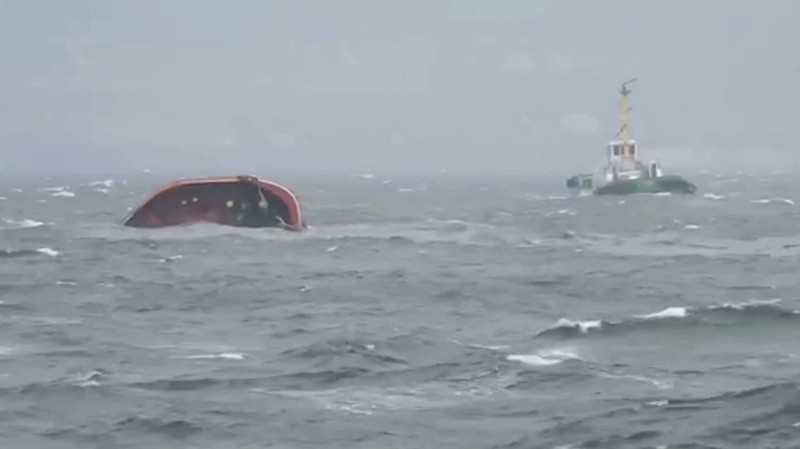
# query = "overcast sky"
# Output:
<box><xmin>1</xmin><ymin>0</ymin><xmax>798</xmax><ymax>175</ymax></box>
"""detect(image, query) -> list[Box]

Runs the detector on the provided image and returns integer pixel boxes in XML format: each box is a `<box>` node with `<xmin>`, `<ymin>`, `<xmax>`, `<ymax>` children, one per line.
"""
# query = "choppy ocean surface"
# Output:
<box><xmin>2</xmin><ymin>170</ymin><xmax>800</xmax><ymax>449</ymax></box>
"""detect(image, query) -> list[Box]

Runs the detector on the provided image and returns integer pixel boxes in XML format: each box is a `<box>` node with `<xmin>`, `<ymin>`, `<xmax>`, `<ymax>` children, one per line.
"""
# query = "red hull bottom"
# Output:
<box><xmin>123</xmin><ymin>175</ymin><xmax>306</xmax><ymax>232</ymax></box>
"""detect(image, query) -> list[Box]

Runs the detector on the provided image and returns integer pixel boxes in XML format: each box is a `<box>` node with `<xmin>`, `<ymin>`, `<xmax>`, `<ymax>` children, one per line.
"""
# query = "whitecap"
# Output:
<box><xmin>87</xmin><ymin>179</ymin><xmax>114</xmax><ymax>187</ymax></box>
<box><xmin>180</xmin><ymin>353</ymin><xmax>246</xmax><ymax>360</ymax></box>
<box><xmin>549</xmin><ymin>318</ymin><xmax>603</xmax><ymax>334</ymax></box>
<box><xmin>637</xmin><ymin>307</ymin><xmax>688</xmax><ymax>320</ymax></box>
<box><xmin>703</xmin><ymin>193</ymin><xmax>726</xmax><ymax>201</ymax></box>
<box><xmin>751</xmin><ymin>198</ymin><xmax>794</xmax><ymax>206</ymax></box>
<box><xmin>507</xmin><ymin>348</ymin><xmax>583</xmax><ymax>366</ymax></box>
<box><xmin>3</xmin><ymin>219</ymin><xmax>44</xmax><ymax>228</ymax></box>
<box><xmin>78</xmin><ymin>370</ymin><xmax>104</xmax><ymax>387</ymax></box>
<box><xmin>466</xmin><ymin>343</ymin><xmax>510</xmax><ymax>351</ymax></box>
<box><xmin>545</xmin><ymin>209</ymin><xmax>577</xmax><ymax>217</ymax></box>
<box><xmin>37</xmin><ymin>248</ymin><xmax>60</xmax><ymax>257</ymax></box>
<box><xmin>52</xmin><ymin>191</ymin><xmax>76</xmax><ymax>198</ymax></box>
<box><xmin>714</xmin><ymin>298</ymin><xmax>781</xmax><ymax>311</ymax></box>
<box><xmin>506</xmin><ymin>354</ymin><xmax>562</xmax><ymax>366</ymax></box>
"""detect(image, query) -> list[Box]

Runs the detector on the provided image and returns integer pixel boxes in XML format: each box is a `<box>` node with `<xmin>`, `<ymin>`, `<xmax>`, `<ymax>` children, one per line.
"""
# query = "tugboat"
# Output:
<box><xmin>565</xmin><ymin>79</ymin><xmax>696</xmax><ymax>195</ymax></box>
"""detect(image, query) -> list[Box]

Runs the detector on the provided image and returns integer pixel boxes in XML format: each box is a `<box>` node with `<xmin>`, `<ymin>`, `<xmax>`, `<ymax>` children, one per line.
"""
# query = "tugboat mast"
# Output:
<box><xmin>619</xmin><ymin>78</ymin><xmax>637</xmax><ymax>158</ymax></box>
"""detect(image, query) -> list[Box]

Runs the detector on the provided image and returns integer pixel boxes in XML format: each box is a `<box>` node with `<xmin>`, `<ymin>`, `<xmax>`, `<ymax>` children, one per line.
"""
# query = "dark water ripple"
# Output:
<box><xmin>2</xmin><ymin>172</ymin><xmax>800</xmax><ymax>448</ymax></box>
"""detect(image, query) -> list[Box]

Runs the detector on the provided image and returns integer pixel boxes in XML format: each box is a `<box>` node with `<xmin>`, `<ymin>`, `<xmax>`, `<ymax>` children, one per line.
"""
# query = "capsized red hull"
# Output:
<box><xmin>122</xmin><ymin>175</ymin><xmax>306</xmax><ymax>231</ymax></box>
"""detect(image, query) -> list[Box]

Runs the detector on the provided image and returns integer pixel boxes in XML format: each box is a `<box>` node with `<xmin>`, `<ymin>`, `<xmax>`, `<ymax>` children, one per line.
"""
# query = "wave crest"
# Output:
<box><xmin>535</xmin><ymin>299</ymin><xmax>796</xmax><ymax>339</ymax></box>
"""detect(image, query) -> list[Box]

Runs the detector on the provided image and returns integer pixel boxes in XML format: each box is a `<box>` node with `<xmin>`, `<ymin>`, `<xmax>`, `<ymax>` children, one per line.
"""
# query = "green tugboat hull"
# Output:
<box><xmin>594</xmin><ymin>175</ymin><xmax>696</xmax><ymax>195</ymax></box>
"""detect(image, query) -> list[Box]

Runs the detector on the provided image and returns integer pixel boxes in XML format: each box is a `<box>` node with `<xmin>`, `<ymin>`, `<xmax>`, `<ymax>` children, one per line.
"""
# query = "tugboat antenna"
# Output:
<box><xmin>620</xmin><ymin>78</ymin><xmax>638</xmax><ymax>96</ymax></box>
<box><xmin>619</xmin><ymin>78</ymin><xmax>638</xmax><ymax>158</ymax></box>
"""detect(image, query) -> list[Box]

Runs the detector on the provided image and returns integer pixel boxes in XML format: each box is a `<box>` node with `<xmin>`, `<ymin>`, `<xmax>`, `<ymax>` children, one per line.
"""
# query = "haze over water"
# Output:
<box><xmin>1</xmin><ymin>0</ymin><xmax>799</xmax><ymax>174</ymax></box>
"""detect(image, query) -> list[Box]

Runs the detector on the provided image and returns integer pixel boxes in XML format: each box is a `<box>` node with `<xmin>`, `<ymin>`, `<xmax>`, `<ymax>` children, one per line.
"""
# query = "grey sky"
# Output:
<box><xmin>1</xmin><ymin>0</ymin><xmax>798</xmax><ymax>175</ymax></box>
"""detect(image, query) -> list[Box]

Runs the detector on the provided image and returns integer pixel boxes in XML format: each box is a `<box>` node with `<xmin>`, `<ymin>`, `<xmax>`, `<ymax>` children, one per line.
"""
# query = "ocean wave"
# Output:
<box><xmin>37</xmin><ymin>247</ymin><xmax>60</xmax><ymax>257</ymax></box>
<box><xmin>0</xmin><ymin>248</ymin><xmax>60</xmax><ymax>259</ymax></box>
<box><xmin>294</xmin><ymin>220</ymin><xmax>515</xmax><ymax>247</ymax></box>
<box><xmin>0</xmin><ymin>249</ymin><xmax>41</xmax><ymax>259</ymax></box>
<box><xmin>111</xmin><ymin>416</ymin><xmax>203</xmax><ymax>438</ymax></box>
<box><xmin>751</xmin><ymin>197</ymin><xmax>795</xmax><ymax>206</ymax></box>
<box><xmin>703</xmin><ymin>193</ymin><xmax>727</xmax><ymax>201</ymax></box>
<box><xmin>280</xmin><ymin>337</ymin><xmax>407</xmax><ymax>366</ymax></box>
<box><xmin>267</xmin><ymin>367</ymin><xmax>375</xmax><ymax>389</ymax></box>
<box><xmin>79</xmin><ymin>216</ymin><xmax>540</xmax><ymax>250</ymax></box>
<box><xmin>531</xmin><ymin>380</ymin><xmax>800</xmax><ymax>448</ymax></box>
<box><xmin>253</xmin><ymin>382</ymin><xmax>499</xmax><ymax>416</ymax></box>
<box><xmin>507</xmin><ymin>348</ymin><xmax>584</xmax><ymax>367</ymax></box>
<box><xmin>274</xmin><ymin>333</ymin><xmax>507</xmax><ymax>390</ymax></box>
<box><xmin>131</xmin><ymin>376</ymin><xmax>264</xmax><ymax>391</ymax></box>
<box><xmin>651</xmin><ymin>381</ymin><xmax>800</xmax><ymax>445</ymax></box>
<box><xmin>2</xmin><ymin>218</ymin><xmax>45</xmax><ymax>229</ymax></box>
<box><xmin>86</xmin><ymin>179</ymin><xmax>116</xmax><ymax>188</ymax></box>
<box><xmin>176</xmin><ymin>353</ymin><xmax>246</xmax><ymax>360</ymax></box>
<box><xmin>534</xmin><ymin>299</ymin><xmax>796</xmax><ymax>339</ymax></box>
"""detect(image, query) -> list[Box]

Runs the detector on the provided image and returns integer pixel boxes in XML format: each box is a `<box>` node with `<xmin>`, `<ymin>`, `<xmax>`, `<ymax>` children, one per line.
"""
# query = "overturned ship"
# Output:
<box><xmin>122</xmin><ymin>175</ymin><xmax>306</xmax><ymax>231</ymax></box>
